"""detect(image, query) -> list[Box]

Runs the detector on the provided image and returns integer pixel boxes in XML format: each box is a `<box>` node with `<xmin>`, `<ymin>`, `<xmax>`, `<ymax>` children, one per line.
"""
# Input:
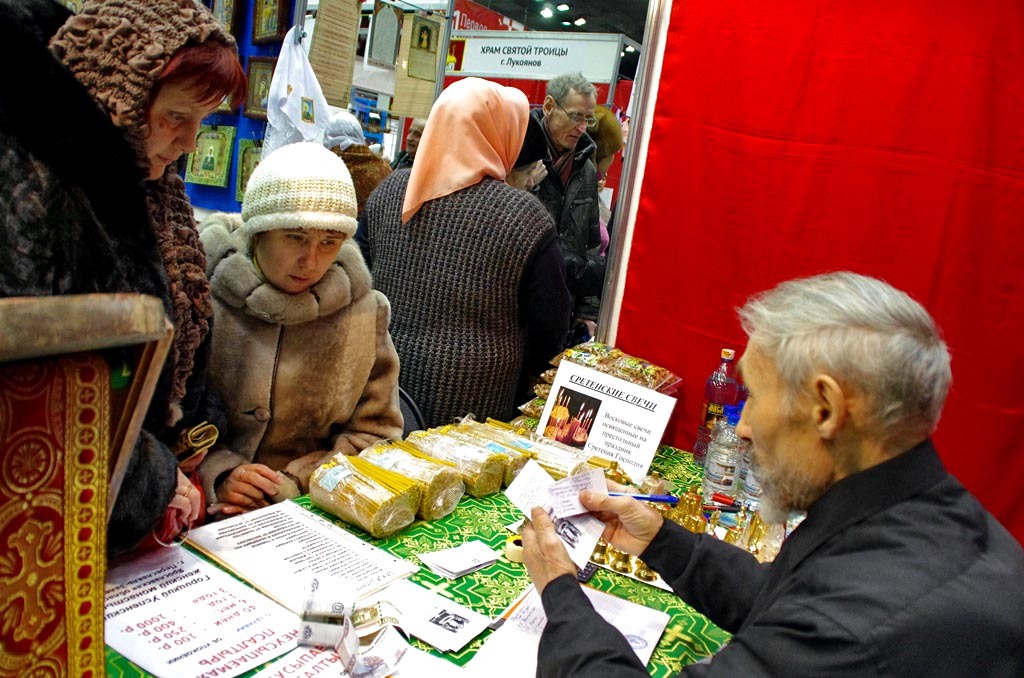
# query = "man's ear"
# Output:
<box><xmin>811</xmin><ymin>374</ymin><xmax>847</xmax><ymax>440</ymax></box>
<box><xmin>542</xmin><ymin>95</ymin><xmax>555</xmax><ymax>117</ymax></box>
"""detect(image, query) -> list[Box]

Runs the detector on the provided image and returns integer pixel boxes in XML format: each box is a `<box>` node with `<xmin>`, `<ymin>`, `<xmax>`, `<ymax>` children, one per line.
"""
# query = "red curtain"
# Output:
<box><xmin>615</xmin><ymin>0</ymin><xmax>1024</xmax><ymax>541</ymax></box>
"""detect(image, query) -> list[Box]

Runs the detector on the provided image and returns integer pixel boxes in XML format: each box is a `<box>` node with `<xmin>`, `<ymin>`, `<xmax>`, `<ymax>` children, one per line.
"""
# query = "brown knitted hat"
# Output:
<box><xmin>50</xmin><ymin>0</ymin><xmax>235</xmax><ymax>176</ymax></box>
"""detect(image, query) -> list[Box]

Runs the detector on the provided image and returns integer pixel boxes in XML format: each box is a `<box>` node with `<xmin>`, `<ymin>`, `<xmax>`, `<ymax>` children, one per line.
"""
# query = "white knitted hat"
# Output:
<box><xmin>241</xmin><ymin>142</ymin><xmax>358</xmax><ymax>238</ymax></box>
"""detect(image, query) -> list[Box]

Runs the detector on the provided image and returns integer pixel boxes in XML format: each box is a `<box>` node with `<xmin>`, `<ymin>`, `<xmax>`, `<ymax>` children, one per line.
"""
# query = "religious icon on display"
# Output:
<box><xmin>184</xmin><ymin>125</ymin><xmax>235</xmax><ymax>188</ymax></box>
<box><xmin>252</xmin><ymin>0</ymin><xmax>288</xmax><ymax>44</ymax></box>
<box><xmin>243</xmin><ymin>57</ymin><xmax>277</xmax><ymax>120</ymax></box>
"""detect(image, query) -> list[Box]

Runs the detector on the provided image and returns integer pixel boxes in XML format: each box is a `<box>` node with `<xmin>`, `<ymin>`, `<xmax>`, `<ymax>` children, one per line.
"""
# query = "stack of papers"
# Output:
<box><xmin>417</xmin><ymin>540</ymin><xmax>500</xmax><ymax>579</ymax></box>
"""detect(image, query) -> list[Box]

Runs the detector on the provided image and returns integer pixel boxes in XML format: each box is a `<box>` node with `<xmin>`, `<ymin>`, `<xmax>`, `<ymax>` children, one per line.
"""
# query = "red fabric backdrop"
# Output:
<box><xmin>614</xmin><ymin>0</ymin><xmax>1024</xmax><ymax>541</ymax></box>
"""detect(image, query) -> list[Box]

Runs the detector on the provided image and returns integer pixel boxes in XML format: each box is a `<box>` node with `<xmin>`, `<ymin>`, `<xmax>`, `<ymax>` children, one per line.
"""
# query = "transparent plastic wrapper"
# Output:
<box><xmin>548</xmin><ymin>340</ymin><xmax>682</xmax><ymax>394</ymax></box>
<box><xmin>360</xmin><ymin>442</ymin><xmax>465</xmax><ymax>520</ymax></box>
<box><xmin>459</xmin><ymin>419</ymin><xmax>593</xmax><ymax>480</ymax></box>
<box><xmin>309</xmin><ymin>453</ymin><xmax>421</xmax><ymax>538</ymax></box>
<box><xmin>448</xmin><ymin>424</ymin><xmax>532</xmax><ymax>486</ymax></box>
<box><xmin>517</xmin><ymin>397</ymin><xmax>546</xmax><ymax>418</ymax></box>
<box><xmin>402</xmin><ymin>431</ymin><xmax>504</xmax><ymax>497</ymax></box>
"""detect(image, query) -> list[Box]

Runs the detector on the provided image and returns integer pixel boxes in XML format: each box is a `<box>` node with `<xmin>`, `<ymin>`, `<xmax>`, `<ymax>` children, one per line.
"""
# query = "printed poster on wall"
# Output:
<box><xmin>536</xmin><ymin>361</ymin><xmax>676</xmax><ymax>478</ymax></box>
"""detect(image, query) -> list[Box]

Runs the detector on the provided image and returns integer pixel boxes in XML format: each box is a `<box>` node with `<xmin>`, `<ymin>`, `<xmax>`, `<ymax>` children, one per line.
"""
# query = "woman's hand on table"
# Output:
<box><xmin>209</xmin><ymin>463</ymin><xmax>282</xmax><ymax>517</ymax></box>
<box><xmin>580</xmin><ymin>490</ymin><xmax>664</xmax><ymax>557</ymax></box>
<box><xmin>521</xmin><ymin>506</ymin><xmax>580</xmax><ymax>595</ymax></box>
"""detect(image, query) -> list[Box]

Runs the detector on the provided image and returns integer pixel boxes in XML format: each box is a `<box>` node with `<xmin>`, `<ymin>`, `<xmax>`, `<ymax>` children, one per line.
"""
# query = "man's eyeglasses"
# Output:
<box><xmin>554</xmin><ymin>99</ymin><xmax>598</xmax><ymax>128</ymax></box>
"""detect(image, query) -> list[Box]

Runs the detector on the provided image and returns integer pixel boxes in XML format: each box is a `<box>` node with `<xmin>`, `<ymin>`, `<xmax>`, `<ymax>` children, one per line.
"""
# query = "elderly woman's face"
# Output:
<box><xmin>254</xmin><ymin>229</ymin><xmax>346</xmax><ymax>295</ymax></box>
<box><xmin>145</xmin><ymin>80</ymin><xmax>222</xmax><ymax>180</ymax></box>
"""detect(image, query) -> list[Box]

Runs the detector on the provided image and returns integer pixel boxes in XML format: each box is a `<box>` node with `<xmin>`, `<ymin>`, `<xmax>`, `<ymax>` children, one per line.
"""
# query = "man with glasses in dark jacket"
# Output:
<box><xmin>532</xmin><ymin>72</ymin><xmax>606</xmax><ymax>340</ymax></box>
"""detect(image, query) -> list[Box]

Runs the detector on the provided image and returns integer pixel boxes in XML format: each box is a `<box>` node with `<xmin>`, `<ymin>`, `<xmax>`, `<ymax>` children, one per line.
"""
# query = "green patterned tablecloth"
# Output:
<box><xmin>106</xmin><ymin>446</ymin><xmax>729</xmax><ymax>677</ymax></box>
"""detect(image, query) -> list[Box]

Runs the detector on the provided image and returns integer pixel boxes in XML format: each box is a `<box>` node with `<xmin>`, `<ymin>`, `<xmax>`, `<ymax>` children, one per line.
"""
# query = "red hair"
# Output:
<box><xmin>158</xmin><ymin>40</ymin><xmax>247</xmax><ymax>109</ymax></box>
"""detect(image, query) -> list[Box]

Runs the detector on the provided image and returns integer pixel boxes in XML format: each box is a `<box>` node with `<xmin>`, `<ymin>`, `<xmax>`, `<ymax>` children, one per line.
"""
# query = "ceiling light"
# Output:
<box><xmin>561</xmin><ymin>20</ymin><xmax>571</xmax><ymax>26</ymax></box>
<box><xmin>574</xmin><ymin>17</ymin><xmax>586</xmax><ymax>26</ymax></box>
<box><xmin>620</xmin><ymin>51</ymin><xmax>625</xmax><ymax>57</ymax></box>
<box><xmin>540</xmin><ymin>7</ymin><xmax>553</xmax><ymax>18</ymax></box>
<box><xmin>625</xmin><ymin>45</ymin><xmax>635</xmax><ymax>53</ymax></box>
<box><xmin>556</xmin><ymin>3</ymin><xmax>570</xmax><ymax>10</ymax></box>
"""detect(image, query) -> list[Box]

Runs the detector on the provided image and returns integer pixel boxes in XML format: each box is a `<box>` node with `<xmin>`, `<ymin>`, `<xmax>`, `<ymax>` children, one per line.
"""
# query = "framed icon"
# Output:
<box><xmin>244</xmin><ymin>57</ymin><xmax>277</xmax><ymax>120</ymax></box>
<box><xmin>185</xmin><ymin>125</ymin><xmax>236</xmax><ymax>188</ymax></box>
<box><xmin>235</xmin><ymin>139</ymin><xmax>262</xmax><ymax>202</ymax></box>
<box><xmin>252</xmin><ymin>0</ymin><xmax>288</xmax><ymax>44</ymax></box>
<box><xmin>211</xmin><ymin>0</ymin><xmax>243</xmax><ymax>36</ymax></box>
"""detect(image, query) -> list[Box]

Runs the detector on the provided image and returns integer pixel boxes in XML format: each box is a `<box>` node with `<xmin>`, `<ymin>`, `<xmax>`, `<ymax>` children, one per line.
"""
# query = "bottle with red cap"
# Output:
<box><xmin>692</xmin><ymin>348</ymin><xmax>740</xmax><ymax>464</ymax></box>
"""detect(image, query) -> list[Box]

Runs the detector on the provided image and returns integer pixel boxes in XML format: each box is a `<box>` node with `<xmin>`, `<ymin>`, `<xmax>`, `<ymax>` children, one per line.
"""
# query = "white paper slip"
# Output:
<box><xmin>186</xmin><ymin>502</ymin><xmax>418</xmax><ymax>613</ymax></box>
<box><xmin>549</xmin><ymin>468</ymin><xmax>607</xmax><ymax>518</ymax></box>
<box><xmin>417</xmin><ymin>540</ymin><xmax>500</xmax><ymax>579</ymax></box>
<box><xmin>505</xmin><ymin>459</ymin><xmax>605</xmax><ymax>569</ymax></box>
<box><xmin>105</xmin><ymin>546</ymin><xmax>299</xmax><ymax>678</ymax></box>
<box><xmin>468</xmin><ymin>584</ymin><xmax>669</xmax><ymax>676</ymax></box>
<box><xmin>365</xmin><ymin>578</ymin><xmax>491</xmax><ymax>653</ymax></box>
<box><xmin>504</xmin><ymin>458</ymin><xmax>555</xmax><ymax>513</ymax></box>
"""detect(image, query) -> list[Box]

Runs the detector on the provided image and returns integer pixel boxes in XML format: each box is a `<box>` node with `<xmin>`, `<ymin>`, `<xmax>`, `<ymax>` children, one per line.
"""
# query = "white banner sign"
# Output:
<box><xmin>537</xmin><ymin>361</ymin><xmax>677</xmax><ymax>477</ymax></box>
<box><xmin>449</xmin><ymin>30</ymin><xmax>622</xmax><ymax>83</ymax></box>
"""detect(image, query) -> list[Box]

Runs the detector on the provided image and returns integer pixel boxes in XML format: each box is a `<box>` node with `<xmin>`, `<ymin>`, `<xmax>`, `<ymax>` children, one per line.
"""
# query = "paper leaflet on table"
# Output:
<box><xmin>504</xmin><ymin>459</ymin><xmax>605</xmax><ymax>569</ymax></box>
<box><xmin>248</xmin><ymin>643</ymin><xmax>465</xmax><ymax>677</ymax></box>
<box><xmin>186</xmin><ymin>502</ymin><xmax>418</xmax><ymax>613</ymax></box>
<box><xmin>468</xmin><ymin>584</ymin><xmax>669</xmax><ymax>675</ymax></box>
<box><xmin>361</xmin><ymin>578</ymin><xmax>492</xmax><ymax>653</ymax></box>
<box><xmin>104</xmin><ymin>547</ymin><xmax>299</xmax><ymax>678</ymax></box>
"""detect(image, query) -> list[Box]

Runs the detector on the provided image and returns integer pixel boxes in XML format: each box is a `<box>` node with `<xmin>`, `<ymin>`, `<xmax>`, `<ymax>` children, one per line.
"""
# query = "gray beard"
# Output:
<box><xmin>753</xmin><ymin>455</ymin><xmax>829</xmax><ymax>524</ymax></box>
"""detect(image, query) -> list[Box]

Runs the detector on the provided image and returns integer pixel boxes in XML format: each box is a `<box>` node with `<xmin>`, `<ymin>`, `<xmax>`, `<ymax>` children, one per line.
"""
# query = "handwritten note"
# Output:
<box><xmin>549</xmin><ymin>469</ymin><xmax>607</xmax><ymax>518</ymax></box>
<box><xmin>504</xmin><ymin>460</ymin><xmax>605</xmax><ymax>568</ymax></box>
<box><xmin>105</xmin><ymin>547</ymin><xmax>298</xmax><ymax>678</ymax></box>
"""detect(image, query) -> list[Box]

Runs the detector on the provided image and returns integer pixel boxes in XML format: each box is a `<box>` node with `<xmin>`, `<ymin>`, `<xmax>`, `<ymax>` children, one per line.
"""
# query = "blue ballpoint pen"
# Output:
<box><xmin>607</xmin><ymin>492</ymin><xmax>679</xmax><ymax>505</ymax></box>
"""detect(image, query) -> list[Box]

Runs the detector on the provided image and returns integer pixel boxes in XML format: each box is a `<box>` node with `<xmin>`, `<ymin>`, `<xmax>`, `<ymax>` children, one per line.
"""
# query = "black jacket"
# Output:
<box><xmin>538</xmin><ymin>440</ymin><xmax>1024</xmax><ymax>677</ymax></box>
<box><xmin>531</xmin><ymin>109</ymin><xmax>606</xmax><ymax>320</ymax></box>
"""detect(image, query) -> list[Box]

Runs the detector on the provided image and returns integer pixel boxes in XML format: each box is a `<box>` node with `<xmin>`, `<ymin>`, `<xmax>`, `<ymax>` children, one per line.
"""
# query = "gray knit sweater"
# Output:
<box><xmin>363</xmin><ymin>172</ymin><xmax>570</xmax><ymax>427</ymax></box>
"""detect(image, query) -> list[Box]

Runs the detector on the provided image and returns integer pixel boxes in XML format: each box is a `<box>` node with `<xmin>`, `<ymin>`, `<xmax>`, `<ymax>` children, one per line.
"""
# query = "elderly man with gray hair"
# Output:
<box><xmin>523</xmin><ymin>271</ymin><xmax>1024</xmax><ymax>677</ymax></box>
<box><xmin>533</xmin><ymin>72</ymin><xmax>605</xmax><ymax>333</ymax></box>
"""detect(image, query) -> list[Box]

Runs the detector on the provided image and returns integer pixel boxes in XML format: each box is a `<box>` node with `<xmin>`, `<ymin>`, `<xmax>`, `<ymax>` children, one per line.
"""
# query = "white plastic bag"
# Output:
<box><xmin>263</xmin><ymin>26</ymin><xmax>331</xmax><ymax>158</ymax></box>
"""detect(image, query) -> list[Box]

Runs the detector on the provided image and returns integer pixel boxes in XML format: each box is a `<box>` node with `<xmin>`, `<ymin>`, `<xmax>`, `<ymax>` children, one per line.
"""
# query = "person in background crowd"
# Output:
<box><xmin>362</xmin><ymin>78</ymin><xmax>571</xmax><ymax>428</ymax></box>
<box><xmin>324</xmin><ymin>109</ymin><xmax>392</xmax><ymax>217</ymax></box>
<box><xmin>196</xmin><ymin>143</ymin><xmax>403</xmax><ymax>517</ymax></box>
<box><xmin>507</xmin><ymin>113</ymin><xmax>549</xmax><ymax>192</ymax></box>
<box><xmin>590</xmin><ymin>104</ymin><xmax>625</xmax><ymax>184</ymax></box>
<box><xmin>534</xmin><ymin>72</ymin><xmax>606</xmax><ymax>338</ymax></box>
<box><xmin>523</xmin><ymin>271</ymin><xmax>1024</xmax><ymax>677</ymax></box>
<box><xmin>390</xmin><ymin>117</ymin><xmax>426</xmax><ymax>170</ymax></box>
<box><xmin>0</xmin><ymin>0</ymin><xmax>245</xmax><ymax>555</ymax></box>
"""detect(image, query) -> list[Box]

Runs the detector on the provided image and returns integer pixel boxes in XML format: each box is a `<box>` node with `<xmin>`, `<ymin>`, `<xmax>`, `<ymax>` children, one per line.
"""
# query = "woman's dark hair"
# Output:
<box><xmin>158</xmin><ymin>40</ymin><xmax>247</xmax><ymax>109</ymax></box>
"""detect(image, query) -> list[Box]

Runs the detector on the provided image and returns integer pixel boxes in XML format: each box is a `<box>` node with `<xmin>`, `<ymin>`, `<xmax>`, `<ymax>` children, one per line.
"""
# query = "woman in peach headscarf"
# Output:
<box><xmin>362</xmin><ymin>78</ymin><xmax>571</xmax><ymax>427</ymax></box>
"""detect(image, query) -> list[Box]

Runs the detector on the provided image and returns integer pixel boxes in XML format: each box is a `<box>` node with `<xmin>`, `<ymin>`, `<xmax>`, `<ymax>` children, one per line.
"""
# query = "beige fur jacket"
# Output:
<box><xmin>196</xmin><ymin>214</ymin><xmax>403</xmax><ymax>499</ymax></box>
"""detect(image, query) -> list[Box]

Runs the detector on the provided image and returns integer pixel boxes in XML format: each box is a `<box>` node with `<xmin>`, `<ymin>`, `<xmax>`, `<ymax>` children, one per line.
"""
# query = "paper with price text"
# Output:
<box><xmin>105</xmin><ymin>547</ymin><xmax>298</xmax><ymax>678</ymax></box>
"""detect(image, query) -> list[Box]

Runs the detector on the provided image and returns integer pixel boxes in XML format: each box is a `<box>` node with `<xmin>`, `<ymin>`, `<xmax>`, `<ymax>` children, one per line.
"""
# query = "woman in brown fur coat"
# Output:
<box><xmin>197</xmin><ymin>143</ymin><xmax>403</xmax><ymax>517</ymax></box>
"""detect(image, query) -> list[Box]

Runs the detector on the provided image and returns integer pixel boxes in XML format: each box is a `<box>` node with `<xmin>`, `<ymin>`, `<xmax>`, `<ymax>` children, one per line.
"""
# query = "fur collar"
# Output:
<box><xmin>201</xmin><ymin>215</ymin><xmax>373</xmax><ymax>326</ymax></box>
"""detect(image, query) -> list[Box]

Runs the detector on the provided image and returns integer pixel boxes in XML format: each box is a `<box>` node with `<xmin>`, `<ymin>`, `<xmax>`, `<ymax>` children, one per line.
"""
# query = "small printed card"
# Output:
<box><xmin>417</xmin><ymin>540</ymin><xmax>501</xmax><ymax>579</ymax></box>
